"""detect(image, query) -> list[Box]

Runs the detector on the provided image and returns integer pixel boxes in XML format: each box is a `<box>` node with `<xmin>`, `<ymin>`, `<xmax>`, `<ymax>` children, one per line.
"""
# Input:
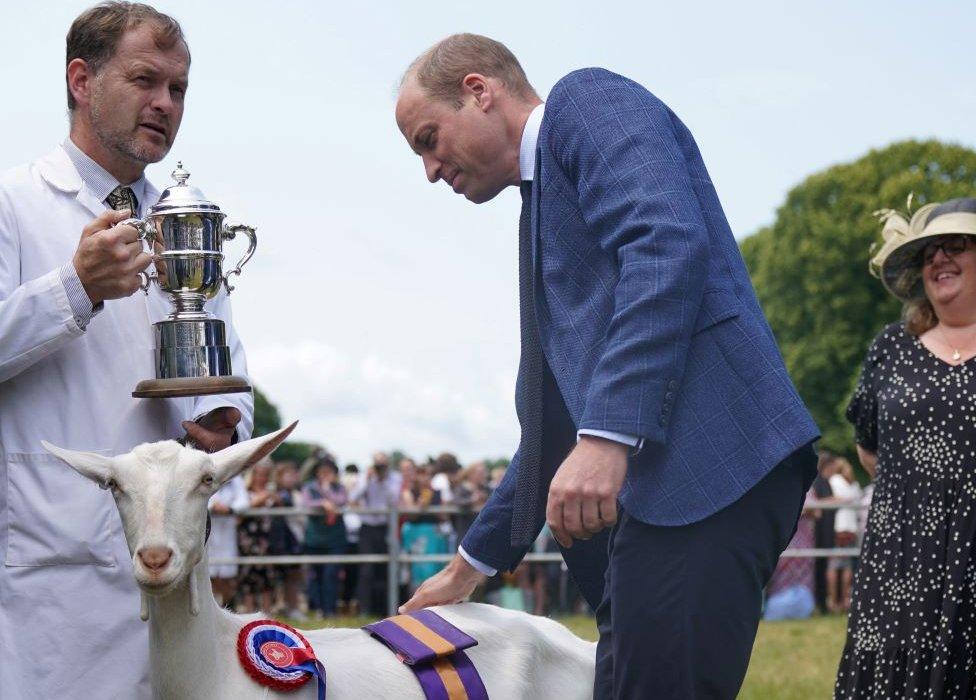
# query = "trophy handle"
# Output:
<box><xmin>221</xmin><ymin>223</ymin><xmax>257</xmax><ymax>294</ymax></box>
<box><xmin>117</xmin><ymin>217</ymin><xmax>156</xmax><ymax>295</ymax></box>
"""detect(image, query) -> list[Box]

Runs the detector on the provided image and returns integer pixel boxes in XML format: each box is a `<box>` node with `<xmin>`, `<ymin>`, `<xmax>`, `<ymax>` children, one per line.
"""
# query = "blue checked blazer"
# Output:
<box><xmin>462</xmin><ymin>68</ymin><xmax>820</xmax><ymax>573</ymax></box>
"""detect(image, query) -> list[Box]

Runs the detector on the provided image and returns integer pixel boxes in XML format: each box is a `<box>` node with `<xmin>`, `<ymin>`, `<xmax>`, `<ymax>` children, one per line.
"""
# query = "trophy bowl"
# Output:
<box><xmin>155</xmin><ymin>211</ymin><xmax>225</xmax><ymax>253</ymax></box>
<box><xmin>156</xmin><ymin>251</ymin><xmax>224</xmax><ymax>298</ymax></box>
<box><xmin>123</xmin><ymin>163</ymin><xmax>256</xmax><ymax>398</ymax></box>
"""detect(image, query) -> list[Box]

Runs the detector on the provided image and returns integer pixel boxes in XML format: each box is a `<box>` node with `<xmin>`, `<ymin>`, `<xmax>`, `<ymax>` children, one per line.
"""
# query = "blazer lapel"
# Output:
<box><xmin>531</xmin><ymin>151</ymin><xmax>542</xmax><ymax>278</ymax></box>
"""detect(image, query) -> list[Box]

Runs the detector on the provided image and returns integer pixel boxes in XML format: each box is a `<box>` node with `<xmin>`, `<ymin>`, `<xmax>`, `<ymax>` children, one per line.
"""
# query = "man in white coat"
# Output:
<box><xmin>0</xmin><ymin>3</ymin><xmax>254</xmax><ymax>697</ymax></box>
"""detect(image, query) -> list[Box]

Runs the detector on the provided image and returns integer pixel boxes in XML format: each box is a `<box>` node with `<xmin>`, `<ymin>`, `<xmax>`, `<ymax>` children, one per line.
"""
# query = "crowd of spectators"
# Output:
<box><xmin>206</xmin><ymin>450</ymin><xmax>585</xmax><ymax>619</ymax></box>
<box><xmin>207</xmin><ymin>444</ymin><xmax>874</xmax><ymax>622</ymax></box>
<box><xmin>762</xmin><ymin>450</ymin><xmax>873</xmax><ymax>621</ymax></box>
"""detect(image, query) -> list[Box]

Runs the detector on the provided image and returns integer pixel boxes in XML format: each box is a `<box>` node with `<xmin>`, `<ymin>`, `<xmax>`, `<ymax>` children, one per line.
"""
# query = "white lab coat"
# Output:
<box><xmin>0</xmin><ymin>145</ymin><xmax>254</xmax><ymax>699</ymax></box>
<box><xmin>207</xmin><ymin>475</ymin><xmax>250</xmax><ymax>578</ymax></box>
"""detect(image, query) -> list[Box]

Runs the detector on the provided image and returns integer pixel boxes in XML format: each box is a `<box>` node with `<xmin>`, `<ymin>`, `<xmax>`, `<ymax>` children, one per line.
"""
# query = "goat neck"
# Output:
<box><xmin>145</xmin><ymin>552</ymin><xmax>223</xmax><ymax>697</ymax></box>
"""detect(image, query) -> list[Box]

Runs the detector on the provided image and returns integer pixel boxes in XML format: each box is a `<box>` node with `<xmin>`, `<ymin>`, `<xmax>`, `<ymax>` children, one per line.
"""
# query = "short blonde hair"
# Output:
<box><xmin>405</xmin><ymin>33</ymin><xmax>537</xmax><ymax>107</ymax></box>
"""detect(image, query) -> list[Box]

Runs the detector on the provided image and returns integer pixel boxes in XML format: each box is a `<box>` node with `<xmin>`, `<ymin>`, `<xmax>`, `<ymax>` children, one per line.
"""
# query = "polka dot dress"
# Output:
<box><xmin>835</xmin><ymin>323</ymin><xmax>976</xmax><ymax>698</ymax></box>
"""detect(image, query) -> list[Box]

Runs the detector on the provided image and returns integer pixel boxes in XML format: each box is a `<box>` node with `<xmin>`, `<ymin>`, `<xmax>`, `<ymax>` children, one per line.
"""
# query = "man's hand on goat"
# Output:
<box><xmin>546</xmin><ymin>435</ymin><xmax>628</xmax><ymax>549</ymax></box>
<box><xmin>399</xmin><ymin>553</ymin><xmax>485</xmax><ymax>613</ymax></box>
<box><xmin>181</xmin><ymin>407</ymin><xmax>242</xmax><ymax>453</ymax></box>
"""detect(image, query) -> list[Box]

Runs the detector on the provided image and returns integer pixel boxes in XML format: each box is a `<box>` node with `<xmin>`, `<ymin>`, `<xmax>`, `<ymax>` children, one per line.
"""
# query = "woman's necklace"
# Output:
<box><xmin>938</xmin><ymin>324</ymin><xmax>976</xmax><ymax>362</ymax></box>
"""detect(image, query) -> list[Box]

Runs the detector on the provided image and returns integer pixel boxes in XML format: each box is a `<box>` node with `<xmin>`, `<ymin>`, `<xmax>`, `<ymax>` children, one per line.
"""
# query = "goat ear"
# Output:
<box><xmin>210</xmin><ymin>421</ymin><xmax>298</xmax><ymax>485</ymax></box>
<box><xmin>41</xmin><ymin>441</ymin><xmax>115</xmax><ymax>487</ymax></box>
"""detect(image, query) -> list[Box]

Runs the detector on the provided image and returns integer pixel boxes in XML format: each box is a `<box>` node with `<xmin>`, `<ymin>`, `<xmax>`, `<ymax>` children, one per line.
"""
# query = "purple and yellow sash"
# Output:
<box><xmin>363</xmin><ymin>610</ymin><xmax>489</xmax><ymax>700</ymax></box>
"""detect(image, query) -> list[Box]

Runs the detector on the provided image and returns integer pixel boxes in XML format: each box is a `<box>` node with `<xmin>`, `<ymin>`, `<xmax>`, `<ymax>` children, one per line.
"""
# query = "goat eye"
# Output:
<box><xmin>105</xmin><ymin>478</ymin><xmax>120</xmax><ymax>492</ymax></box>
<box><xmin>201</xmin><ymin>474</ymin><xmax>215</xmax><ymax>488</ymax></box>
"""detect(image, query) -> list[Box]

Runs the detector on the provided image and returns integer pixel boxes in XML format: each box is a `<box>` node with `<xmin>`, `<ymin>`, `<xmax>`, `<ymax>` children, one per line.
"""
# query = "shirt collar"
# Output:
<box><xmin>62</xmin><ymin>137</ymin><xmax>148</xmax><ymax>214</ymax></box>
<box><xmin>519</xmin><ymin>103</ymin><xmax>545</xmax><ymax>182</ymax></box>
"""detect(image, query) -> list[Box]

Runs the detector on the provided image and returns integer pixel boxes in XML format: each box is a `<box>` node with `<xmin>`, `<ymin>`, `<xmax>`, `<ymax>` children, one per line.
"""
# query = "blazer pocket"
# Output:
<box><xmin>4</xmin><ymin>451</ymin><xmax>117</xmax><ymax>568</ymax></box>
<box><xmin>692</xmin><ymin>289</ymin><xmax>741</xmax><ymax>334</ymax></box>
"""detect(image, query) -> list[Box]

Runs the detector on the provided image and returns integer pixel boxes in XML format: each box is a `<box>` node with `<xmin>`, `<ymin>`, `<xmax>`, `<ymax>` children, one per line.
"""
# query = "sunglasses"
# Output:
<box><xmin>921</xmin><ymin>235</ymin><xmax>970</xmax><ymax>264</ymax></box>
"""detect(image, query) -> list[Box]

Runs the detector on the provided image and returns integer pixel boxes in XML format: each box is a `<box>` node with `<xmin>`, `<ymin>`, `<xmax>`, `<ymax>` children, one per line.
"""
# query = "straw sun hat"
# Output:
<box><xmin>870</xmin><ymin>196</ymin><xmax>976</xmax><ymax>301</ymax></box>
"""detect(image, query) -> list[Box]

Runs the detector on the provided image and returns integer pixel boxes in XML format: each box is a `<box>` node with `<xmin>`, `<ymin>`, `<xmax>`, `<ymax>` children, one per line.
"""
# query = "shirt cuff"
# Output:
<box><xmin>58</xmin><ymin>262</ymin><xmax>101</xmax><ymax>329</ymax></box>
<box><xmin>458</xmin><ymin>545</ymin><xmax>497</xmax><ymax>577</ymax></box>
<box><xmin>578</xmin><ymin>429</ymin><xmax>643</xmax><ymax>451</ymax></box>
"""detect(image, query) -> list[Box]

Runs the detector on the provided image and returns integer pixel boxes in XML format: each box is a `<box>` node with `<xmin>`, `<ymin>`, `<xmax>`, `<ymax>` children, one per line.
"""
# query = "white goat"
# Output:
<box><xmin>43</xmin><ymin>424</ymin><xmax>595</xmax><ymax>699</ymax></box>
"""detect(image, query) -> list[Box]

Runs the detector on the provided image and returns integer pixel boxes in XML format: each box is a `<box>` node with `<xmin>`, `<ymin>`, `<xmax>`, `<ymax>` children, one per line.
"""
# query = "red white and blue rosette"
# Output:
<box><xmin>237</xmin><ymin>619</ymin><xmax>326</xmax><ymax>699</ymax></box>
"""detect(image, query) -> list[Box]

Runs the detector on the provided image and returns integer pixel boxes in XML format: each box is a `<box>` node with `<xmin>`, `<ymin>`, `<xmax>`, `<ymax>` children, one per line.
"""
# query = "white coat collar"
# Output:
<box><xmin>36</xmin><ymin>145</ymin><xmax>83</xmax><ymax>194</ymax></box>
<box><xmin>35</xmin><ymin>144</ymin><xmax>160</xmax><ymax>217</ymax></box>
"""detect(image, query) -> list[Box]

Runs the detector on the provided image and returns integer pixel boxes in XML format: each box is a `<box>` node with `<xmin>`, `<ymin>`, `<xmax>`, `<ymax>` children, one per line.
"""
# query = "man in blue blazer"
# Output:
<box><xmin>395</xmin><ymin>34</ymin><xmax>819</xmax><ymax>698</ymax></box>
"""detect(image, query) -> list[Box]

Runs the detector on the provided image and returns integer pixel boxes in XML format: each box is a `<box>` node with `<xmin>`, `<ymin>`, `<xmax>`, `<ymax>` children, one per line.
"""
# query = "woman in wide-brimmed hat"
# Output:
<box><xmin>835</xmin><ymin>197</ymin><xmax>976</xmax><ymax>698</ymax></box>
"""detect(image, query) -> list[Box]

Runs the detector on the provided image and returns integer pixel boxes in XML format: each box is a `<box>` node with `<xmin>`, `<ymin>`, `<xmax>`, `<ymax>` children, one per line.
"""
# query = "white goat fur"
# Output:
<box><xmin>43</xmin><ymin>424</ymin><xmax>595</xmax><ymax>699</ymax></box>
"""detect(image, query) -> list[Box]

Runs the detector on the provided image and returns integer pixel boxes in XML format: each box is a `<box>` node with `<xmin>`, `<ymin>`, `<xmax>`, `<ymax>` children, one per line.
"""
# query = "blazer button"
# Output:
<box><xmin>665</xmin><ymin>392</ymin><xmax>674</xmax><ymax>402</ymax></box>
<box><xmin>667</xmin><ymin>379</ymin><xmax>679</xmax><ymax>391</ymax></box>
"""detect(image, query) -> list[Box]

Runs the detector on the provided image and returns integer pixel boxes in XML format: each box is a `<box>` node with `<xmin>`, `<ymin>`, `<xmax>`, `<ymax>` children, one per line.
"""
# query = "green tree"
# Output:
<box><xmin>250</xmin><ymin>385</ymin><xmax>322</xmax><ymax>463</ymax></box>
<box><xmin>484</xmin><ymin>457</ymin><xmax>511</xmax><ymax>470</ymax></box>
<box><xmin>252</xmin><ymin>386</ymin><xmax>282</xmax><ymax>437</ymax></box>
<box><xmin>271</xmin><ymin>441</ymin><xmax>320</xmax><ymax>466</ymax></box>
<box><xmin>388</xmin><ymin>449</ymin><xmax>409</xmax><ymax>466</ymax></box>
<box><xmin>740</xmin><ymin>140</ymin><xmax>976</xmax><ymax>454</ymax></box>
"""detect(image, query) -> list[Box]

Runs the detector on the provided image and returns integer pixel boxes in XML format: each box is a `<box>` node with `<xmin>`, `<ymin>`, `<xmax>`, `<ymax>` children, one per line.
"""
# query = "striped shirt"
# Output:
<box><xmin>58</xmin><ymin>138</ymin><xmax>149</xmax><ymax>329</ymax></box>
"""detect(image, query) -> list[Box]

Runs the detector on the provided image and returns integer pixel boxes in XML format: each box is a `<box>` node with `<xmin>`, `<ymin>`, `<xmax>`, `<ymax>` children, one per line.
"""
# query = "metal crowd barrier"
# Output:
<box><xmin>209</xmin><ymin>500</ymin><xmax>868</xmax><ymax>616</ymax></box>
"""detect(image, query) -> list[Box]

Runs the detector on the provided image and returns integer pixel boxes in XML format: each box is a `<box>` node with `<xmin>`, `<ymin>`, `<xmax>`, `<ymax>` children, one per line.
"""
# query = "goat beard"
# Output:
<box><xmin>189</xmin><ymin>573</ymin><xmax>201</xmax><ymax>617</ymax></box>
<box><xmin>137</xmin><ymin>573</ymin><xmax>201</xmax><ymax>621</ymax></box>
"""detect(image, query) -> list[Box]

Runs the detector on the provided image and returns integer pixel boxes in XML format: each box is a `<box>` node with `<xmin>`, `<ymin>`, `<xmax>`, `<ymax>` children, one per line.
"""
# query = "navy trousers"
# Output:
<box><xmin>539</xmin><ymin>362</ymin><xmax>815</xmax><ymax>697</ymax></box>
<box><xmin>574</xmin><ymin>443</ymin><xmax>816</xmax><ymax>699</ymax></box>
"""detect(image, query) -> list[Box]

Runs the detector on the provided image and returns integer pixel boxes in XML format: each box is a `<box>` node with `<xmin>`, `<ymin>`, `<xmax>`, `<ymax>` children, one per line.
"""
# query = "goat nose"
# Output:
<box><xmin>138</xmin><ymin>546</ymin><xmax>173</xmax><ymax>571</ymax></box>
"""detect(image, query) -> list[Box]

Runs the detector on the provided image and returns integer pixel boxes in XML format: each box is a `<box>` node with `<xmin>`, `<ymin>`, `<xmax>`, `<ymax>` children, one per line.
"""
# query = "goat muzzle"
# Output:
<box><xmin>137</xmin><ymin>546</ymin><xmax>173</xmax><ymax>571</ymax></box>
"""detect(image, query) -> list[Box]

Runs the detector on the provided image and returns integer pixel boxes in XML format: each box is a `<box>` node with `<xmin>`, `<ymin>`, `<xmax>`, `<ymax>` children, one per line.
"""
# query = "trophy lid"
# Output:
<box><xmin>149</xmin><ymin>162</ymin><xmax>223</xmax><ymax>215</ymax></box>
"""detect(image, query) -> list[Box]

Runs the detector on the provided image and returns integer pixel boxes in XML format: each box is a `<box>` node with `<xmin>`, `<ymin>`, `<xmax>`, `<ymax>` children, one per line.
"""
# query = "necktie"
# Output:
<box><xmin>105</xmin><ymin>185</ymin><xmax>139</xmax><ymax>215</ymax></box>
<box><xmin>511</xmin><ymin>180</ymin><xmax>545</xmax><ymax>546</ymax></box>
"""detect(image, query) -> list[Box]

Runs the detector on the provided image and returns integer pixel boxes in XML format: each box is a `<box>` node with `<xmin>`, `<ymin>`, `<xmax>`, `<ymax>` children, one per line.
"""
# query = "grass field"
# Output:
<box><xmin>558</xmin><ymin>613</ymin><xmax>847</xmax><ymax>699</ymax></box>
<box><xmin>291</xmin><ymin>612</ymin><xmax>848</xmax><ymax>698</ymax></box>
<box><xmin>739</xmin><ymin>615</ymin><xmax>847</xmax><ymax>698</ymax></box>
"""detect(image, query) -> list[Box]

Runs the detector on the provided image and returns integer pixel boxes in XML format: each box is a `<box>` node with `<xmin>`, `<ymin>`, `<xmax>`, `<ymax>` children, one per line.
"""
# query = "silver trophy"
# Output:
<box><xmin>124</xmin><ymin>163</ymin><xmax>255</xmax><ymax>398</ymax></box>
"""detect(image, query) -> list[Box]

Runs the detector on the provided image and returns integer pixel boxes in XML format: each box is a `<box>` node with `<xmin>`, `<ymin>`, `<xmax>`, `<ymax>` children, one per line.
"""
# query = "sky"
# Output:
<box><xmin>1</xmin><ymin>1</ymin><xmax>973</xmax><ymax>466</ymax></box>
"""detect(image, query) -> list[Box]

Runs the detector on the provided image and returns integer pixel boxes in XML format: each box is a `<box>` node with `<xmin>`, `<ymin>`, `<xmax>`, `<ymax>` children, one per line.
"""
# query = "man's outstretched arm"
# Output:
<box><xmin>401</xmin><ymin>449</ymin><xmax>533</xmax><ymax>611</ymax></box>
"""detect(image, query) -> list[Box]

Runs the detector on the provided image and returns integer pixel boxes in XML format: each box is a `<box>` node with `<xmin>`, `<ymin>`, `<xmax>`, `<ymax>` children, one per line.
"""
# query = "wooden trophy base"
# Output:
<box><xmin>132</xmin><ymin>375</ymin><xmax>252</xmax><ymax>399</ymax></box>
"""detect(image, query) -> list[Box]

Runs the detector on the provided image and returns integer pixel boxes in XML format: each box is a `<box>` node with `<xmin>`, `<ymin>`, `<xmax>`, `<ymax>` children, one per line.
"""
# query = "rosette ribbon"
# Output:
<box><xmin>237</xmin><ymin>619</ymin><xmax>326</xmax><ymax>699</ymax></box>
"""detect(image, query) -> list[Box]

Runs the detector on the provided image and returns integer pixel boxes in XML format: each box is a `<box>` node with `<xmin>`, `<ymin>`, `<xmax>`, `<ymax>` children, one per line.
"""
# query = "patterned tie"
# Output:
<box><xmin>511</xmin><ymin>180</ymin><xmax>545</xmax><ymax>546</ymax></box>
<box><xmin>105</xmin><ymin>185</ymin><xmax>139</xmax><ymax>215</ymax></box>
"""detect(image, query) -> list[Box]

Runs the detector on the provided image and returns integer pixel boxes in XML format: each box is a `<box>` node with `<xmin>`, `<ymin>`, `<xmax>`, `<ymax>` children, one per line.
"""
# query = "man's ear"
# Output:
<box><xmin>210</xmin><ymin>421</ymin><xmax>298</xmax><ymax>485</ymax></box>
<box><xmin>461</xmin><ymin>73</ymin><xmax>492</xmax><ymax>110</ymax></box>
<box><xmin>41</xmin><ymin>441</ymin><xmax>115</xmax><ymax>489</ymax></box>
<box><xmin>66</xmin><ymin>58</ymin><xmax>95</xmax><ymax>110</ymax></box>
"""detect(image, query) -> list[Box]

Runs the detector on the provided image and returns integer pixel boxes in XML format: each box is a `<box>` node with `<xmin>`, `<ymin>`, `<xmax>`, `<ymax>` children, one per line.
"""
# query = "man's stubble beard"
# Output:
<box><xmin>89</xmin><ymin>84</ymin><xmax>170</xmax><ymax>166</ymax></box>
